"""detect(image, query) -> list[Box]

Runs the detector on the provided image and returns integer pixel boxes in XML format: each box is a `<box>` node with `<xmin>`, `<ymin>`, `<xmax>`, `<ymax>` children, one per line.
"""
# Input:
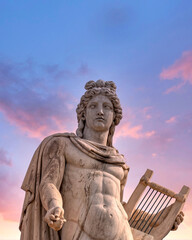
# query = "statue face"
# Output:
<box><xmin>85</xmin><ymin>94</ymin><xmax>114</xmax><ymax>132</ymax></box>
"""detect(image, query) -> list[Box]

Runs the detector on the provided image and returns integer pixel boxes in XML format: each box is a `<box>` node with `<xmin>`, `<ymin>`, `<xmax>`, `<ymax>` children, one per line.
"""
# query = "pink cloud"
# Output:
<box><xmin>166</xmin><ymin>116</ymin><xmax>177</xmax><ymax>124</ymax></box>
<box><xmin>164</xmin><ymin>81</ymin><xmax>185</xmax><ymax>94</ymax></box>
<box><xmin>142</xmin><ymin>106</ymin><xmax>152</xmax><ymax>120</ymax></box>
<box><xmin>0</xmin><ymin>169</ymin><xmax>23</xmax><ymax>221</ymax></box>
<box><xmin>114</xmin><ymin>107</ymin><xmax>156</xmax><ymax>140</ymax></box>
<box><xmin>0</xmin><ymin>94</ymin><xmax>76</xmax><ymax>139</ymax></box>
<box><xmin>0</xmin><ymin>148</ymin><xmax>12</xmax><ymax>166</ymax></box>
<box><xmin>160</xmin><ymin>50</ymin><xmax>192</xmax><ymax>93</ymax></box>
<box><xmin>0</xmin><ymin>60</ymin><xmax>82</xmax><ymax>139</ymax></box>
<box><xmin>152</xmin><ymin>153</ymin><xmax>157</xmax><ymax>158</ymax></box>
<box><xmin>132</xmin><ymin>112</ymin><xmax>192</xmax><ymax>164</ymax></box>
<box><xmin>115</xmin><ymin>121</ymin><xmax>155</xmax><ymax>139</ymax></box>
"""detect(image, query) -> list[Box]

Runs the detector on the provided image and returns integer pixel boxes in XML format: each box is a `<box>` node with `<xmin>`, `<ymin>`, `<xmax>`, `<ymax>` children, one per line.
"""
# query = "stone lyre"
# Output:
<box><xmin>124</xmin><ymin>169</ymin><xmax>190</xmax><ymax>240</ymax></box>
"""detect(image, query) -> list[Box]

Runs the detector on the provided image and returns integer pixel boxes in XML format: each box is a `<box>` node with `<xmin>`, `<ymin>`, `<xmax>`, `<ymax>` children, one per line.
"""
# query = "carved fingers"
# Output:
<box><xmin>171</xmin><ymin>211</ymin><xmax>184</xmax><ymax>231</ymax></box>
<box><xmin>44</xmin><ymin>206</ymin><xmax>66</xmax><ymax>231</ymax></box>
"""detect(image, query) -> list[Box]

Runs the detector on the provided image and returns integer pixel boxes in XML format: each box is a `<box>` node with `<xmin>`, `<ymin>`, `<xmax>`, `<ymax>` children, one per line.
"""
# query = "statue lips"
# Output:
<box><xmin>95</xmin><ymin>117</ymin><xmax>105</xmax><ymax>122</ymax></box>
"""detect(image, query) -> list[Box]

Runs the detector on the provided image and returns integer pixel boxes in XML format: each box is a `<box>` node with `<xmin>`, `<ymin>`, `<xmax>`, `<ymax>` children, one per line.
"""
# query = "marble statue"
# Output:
<box><xmin>19</xmin><ymin>80</ymin><xmax>184</xmax><ymax>240</ymax></box>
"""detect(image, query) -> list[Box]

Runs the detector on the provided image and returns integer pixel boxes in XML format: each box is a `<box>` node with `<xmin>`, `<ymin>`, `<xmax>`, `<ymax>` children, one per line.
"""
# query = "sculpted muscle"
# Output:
<box><xmin>59</xmin><ymin>139</ymin><xmax>130</xmax><ymax>240</ymax></box>
<box><xmin>20</xmin><ymin>80</ymin><xmax>134</xmax><ymax>240</ymax></box>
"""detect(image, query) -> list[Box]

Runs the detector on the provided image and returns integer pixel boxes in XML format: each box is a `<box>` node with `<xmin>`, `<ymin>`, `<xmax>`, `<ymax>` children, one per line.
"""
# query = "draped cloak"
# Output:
<box><xmin>19</xmin><ymin>133</ymin><xmax>129</xmax><ymax>240</ymax></box>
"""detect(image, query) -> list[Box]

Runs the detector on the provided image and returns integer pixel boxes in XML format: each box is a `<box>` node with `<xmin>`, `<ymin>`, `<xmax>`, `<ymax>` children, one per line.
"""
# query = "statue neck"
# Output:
<box><xmin>83</xmin><ymin>126</ymin><xmax>109</xmax><ymax>146</ymax></box>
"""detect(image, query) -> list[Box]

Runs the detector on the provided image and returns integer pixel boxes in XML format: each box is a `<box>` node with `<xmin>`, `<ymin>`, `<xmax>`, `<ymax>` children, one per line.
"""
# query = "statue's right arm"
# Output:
<box><xmin>39</xmin><ymin>136</ymin><xmax>66</xmax><ymax>231</ymax></box>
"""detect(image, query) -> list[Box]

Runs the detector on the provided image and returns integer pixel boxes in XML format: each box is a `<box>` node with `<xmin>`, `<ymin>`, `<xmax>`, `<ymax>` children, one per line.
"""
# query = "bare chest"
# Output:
<box><xmin>64</xmin><ymin>141</ymin><xmax>125</xmax><ymax>181</ymax></box>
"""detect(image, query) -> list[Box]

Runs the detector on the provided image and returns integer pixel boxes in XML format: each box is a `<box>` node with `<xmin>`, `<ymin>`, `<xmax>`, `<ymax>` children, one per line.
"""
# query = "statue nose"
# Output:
<box><xmin>97</xmin><ymin>108</ymin><xmax>104</xmax><ymax>115</ymax></box>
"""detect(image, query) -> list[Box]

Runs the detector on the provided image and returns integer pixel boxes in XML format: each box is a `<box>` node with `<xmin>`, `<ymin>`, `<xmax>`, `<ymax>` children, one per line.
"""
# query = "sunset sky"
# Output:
<box><xmin>0</xmin><ymin>1</ymin><xmax>192</xmax><ymax>239</ymax></box>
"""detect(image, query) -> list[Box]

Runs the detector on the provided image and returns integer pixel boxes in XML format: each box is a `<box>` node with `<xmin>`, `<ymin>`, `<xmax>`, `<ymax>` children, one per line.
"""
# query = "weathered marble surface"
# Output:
<box><xmin>20</xmin><ymin>80</ymin><xmax>134</xmax><ymax>240</ymax></box>
<box><xmin>20</xmin><ymin>80</ymin><xmax>184</xmax><ymax>240</ymax></box>
<box><xmin>131</xmin><ymin>228</ymin><xmax>154</xmax><ymax>240</ymax></box>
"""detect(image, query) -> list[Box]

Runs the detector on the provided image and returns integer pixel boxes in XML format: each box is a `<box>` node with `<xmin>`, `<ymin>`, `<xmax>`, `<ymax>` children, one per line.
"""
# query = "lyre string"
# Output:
<box><xmin>137</xmin><ymin>191</ymin><xmax>162</xmax><ymax>230</ymax></box>
<box><xmin>148</xmin><ymin>196</ymin><xmax>172</xmax><ymax>234</ymax></box>
<box><xmin>130</xmin><ymin>188</ymin><xmax>154</xmax><ymax>226</ymax></box>
<box><xmin>144</xmin><ymin>195</ymin><xmax>170</xmax><ymax>233</ymax></box>
<box><xmin>132</xmin><ymin>190</ymin><xmax>159</xmax><ymax>229</ymax></box>
<box><xmin>141</xmin><ymin>193</ymin><xmax>165</xmax><ymax>232</ymax></box>
<box><xmin>144</xmin><ymin>195</ymin><xmax>169</xmax><ymax>233</ymax></box>
<box><xmin>129</xmin><ymin>187</ymin><xmax>151</xmax><ymax>225</ymax></box>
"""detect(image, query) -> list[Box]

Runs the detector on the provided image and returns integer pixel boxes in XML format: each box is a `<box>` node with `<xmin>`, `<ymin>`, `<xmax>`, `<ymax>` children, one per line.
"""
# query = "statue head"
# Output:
<box><xmin>76</xmin><ymin>80</ymin><xmax>122</xmax><ymax>147</ymax></box>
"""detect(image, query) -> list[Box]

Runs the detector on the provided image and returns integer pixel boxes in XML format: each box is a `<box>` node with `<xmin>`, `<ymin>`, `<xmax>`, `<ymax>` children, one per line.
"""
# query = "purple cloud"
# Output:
<box><xmin>0</xmin><ymin>148</ymin><xmax>12</xmax><ymax>166</ymax></box>
<box><xmin>0</xmin><ymin>59</ymin><xmax>90</xmax><ymax>139</ymax></box>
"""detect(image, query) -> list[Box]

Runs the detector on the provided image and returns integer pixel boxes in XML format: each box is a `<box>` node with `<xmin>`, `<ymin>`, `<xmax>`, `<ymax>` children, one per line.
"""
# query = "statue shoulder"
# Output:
<box><xmin>41</xmin><ymin>132</ymin><xmax>76</xmax><ymax>152</ymax></box>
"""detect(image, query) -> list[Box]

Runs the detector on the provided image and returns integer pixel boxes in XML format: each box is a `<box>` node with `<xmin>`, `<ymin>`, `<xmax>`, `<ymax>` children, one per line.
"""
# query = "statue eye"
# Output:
<box><xmin>104</xmin><ymin>104</ymin><xmax>112</xmax><ymax>110</ymax></box>
<box><xmin>89</xmin><ymin>104</ymin><xmax>96</xmax><ymax>109</ymax></box>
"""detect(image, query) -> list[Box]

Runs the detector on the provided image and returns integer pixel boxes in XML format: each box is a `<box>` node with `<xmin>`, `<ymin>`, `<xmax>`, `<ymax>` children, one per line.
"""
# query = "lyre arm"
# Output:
<box><xmin>125</xmin><ymin>168</ymin><xmax>190</xmax><ymax>240</ymax></box>
<box><xmin>150</xmin><ymin>185</ymin><xmax>190</xmax><ymax>240</ymax></box>
<box><xmin>124</xmin><ymin>169</ymin><xmax>153</xmax><ymax>219</ymax></box>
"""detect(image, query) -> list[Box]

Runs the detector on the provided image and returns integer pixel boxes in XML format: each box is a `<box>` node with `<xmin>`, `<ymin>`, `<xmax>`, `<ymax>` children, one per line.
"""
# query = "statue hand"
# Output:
<box><xmin>44</xmin><ymin>206</ymin><xmax>66</xmax><ymax>231</ymax></box>
<box><xmin>171</xmin><ymin>211</ymin><xmax>184</xmax><ymax>231</ymax></box>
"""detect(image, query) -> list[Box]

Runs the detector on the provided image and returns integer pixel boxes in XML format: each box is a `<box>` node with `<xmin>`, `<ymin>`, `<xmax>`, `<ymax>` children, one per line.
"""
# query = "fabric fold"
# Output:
<box><xmin>20</xmin><ymin>132</ymin><xmax>129</xmax><ymax>240</ymax></box>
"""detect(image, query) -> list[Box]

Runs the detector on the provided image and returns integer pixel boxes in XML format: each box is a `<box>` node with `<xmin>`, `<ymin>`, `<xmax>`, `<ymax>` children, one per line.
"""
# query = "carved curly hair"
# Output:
<box><xmin>76</xmin><ymin>80</ymin><xmax>122</xmax><ymax>147</ymax></box>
